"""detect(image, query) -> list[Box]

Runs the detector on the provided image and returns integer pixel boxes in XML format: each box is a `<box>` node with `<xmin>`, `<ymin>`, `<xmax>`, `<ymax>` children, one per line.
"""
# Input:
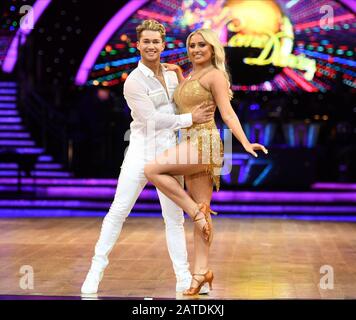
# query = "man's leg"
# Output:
<box><xmin>81</xmin><ymin>157</ymin><xmax>146</xmax><ymax>294</ymax></box>
<box><xmin>156</xmin><ymin>178</ymin><xmax>191</xmax><ymax>291</ymax></box>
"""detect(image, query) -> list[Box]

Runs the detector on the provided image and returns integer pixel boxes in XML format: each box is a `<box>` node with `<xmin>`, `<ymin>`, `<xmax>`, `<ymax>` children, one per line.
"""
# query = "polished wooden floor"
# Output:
<box><xmin>0</xmin><ymin>216</ymin><xmax>356</xmax><ymax>299</ymax></box>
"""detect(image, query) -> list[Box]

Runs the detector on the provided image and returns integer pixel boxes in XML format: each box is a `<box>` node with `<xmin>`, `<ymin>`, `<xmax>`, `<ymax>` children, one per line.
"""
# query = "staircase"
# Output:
<box><xmin>0</xmin><ymin>80</ymin><xmax>73</xmax><ymax>192</ymax></box>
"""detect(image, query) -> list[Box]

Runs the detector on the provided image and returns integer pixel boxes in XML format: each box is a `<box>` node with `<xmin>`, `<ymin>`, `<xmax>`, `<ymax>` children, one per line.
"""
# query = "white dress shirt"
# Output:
<box><xmin>123</xmin><ymin>61</ymin><xmax>192</xmax><ymax>160</ymax></box>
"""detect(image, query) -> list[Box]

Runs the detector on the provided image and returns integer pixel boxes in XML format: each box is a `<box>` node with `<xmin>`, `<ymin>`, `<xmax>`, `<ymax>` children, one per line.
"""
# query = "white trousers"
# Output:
<box><xmin>90</xmin><ymin>145</ymin><xmax>191</xmax><ymax>282</ymax></box>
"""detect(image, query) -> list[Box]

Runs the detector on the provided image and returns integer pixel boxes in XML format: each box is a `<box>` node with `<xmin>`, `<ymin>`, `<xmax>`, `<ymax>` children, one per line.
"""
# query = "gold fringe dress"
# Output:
<box><xmin>173</xmin><ymin>69</ymin><xmax>224</xmax><ymax>191</ymax></box>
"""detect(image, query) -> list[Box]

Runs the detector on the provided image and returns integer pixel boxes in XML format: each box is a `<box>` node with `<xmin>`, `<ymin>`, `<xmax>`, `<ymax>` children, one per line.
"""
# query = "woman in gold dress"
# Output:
<box><xmin>144</xmin><ymin>29</ymin><xmax>268</xmax><ymax>295</ymax></box>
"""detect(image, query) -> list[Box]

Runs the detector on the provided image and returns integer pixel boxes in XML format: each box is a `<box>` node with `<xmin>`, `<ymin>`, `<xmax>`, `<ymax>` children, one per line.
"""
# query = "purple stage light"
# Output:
<box><xmin>312</xmin><ymin>182</ymin><xmax>356</xmax><ymax>190</ymax></box>
<box><xmin>0</xmin><ymin>96</ymin><xmax>16</xmax><ymax>101</ymax></box>
<box><xmin>13</xmin><ymin>147</ymin><xmax>44</xmax><ymax>154</ymax></box>
<box><xmin>0</xmin><ymin>125</ymin><xmax>24</xmax><ymax>131</ymax></box>
<box><xmin>339</xmin><ymin>0</ymin><xmax>356</xmax><ymax>13</ymax></box>
<box><xmin>211</xmin><ymin>191</ymin><xmax>356</xmax><ymax>202</ymax></box>
<box><xmin>0</xmin><ymin>89</ymin><xmax>17</xmax><ymax>94</ymax></box>
<box><xmin>0</xmin><ymin>103</ymin><xmax>16</xmax><ymax>109</ymax></box>
<box><xmin>0</xmin><ymin>110</ymin><xmax>19</xmax><ymax>116</ymax></box>
<box><xmin>35</xmin><ymin>163</ymin><xmax>62</xmax><ymax>169</ymax></box>
<box><xmin>29</xmin><ymin>171</ymin><xmax>72</xmax><ymax>177</ymax></box>
<box><xmin>0</xmin><ymin>178</ymin><xmax>118</xmax><ymax>186</ymax></box>
<box><xmin>0</xmin><ymin>164</ymin><xmax>18</xmax><ymax>169</ymax></box>
<box><xmin>0</xmin><ymin>140</ymin><xmax>35</xmax><ymax>146</ymax></box>
<box><xmin>0</xmin><ymin>132</ymin><xmax>30</xmax><ymax>138</ymax></box>
<box><xmin>40</xmin><ymin>187</ymin><xmax>356</xmax><ymax>203</ymax></box>
<box><xmin>0</xmin><ymin>82</ymin><xmax>17</xmax><ymax>88</ymax></box>
<box><xmin>0</xmin><ymin>209</ymin><xmax>356</xmax><ymax>222</ymax></box>
<box><xmin>0</xmin><ymin>199</ymin><xmax>355</xmax><ymax>214</ymax></box>
<box><xmin>0</xmin><ymin>118</ymin><xmax>21</xmax><ymax>124</ymax></box>
<box><xmin>38</xmin><ymin>155</ymin><xmax>53</xmax><ymax>162</ymax></box>
<box><xmin>75</xmin><ymin>0</ymin><xmax>149</xmax><ymax>85</ymax></box>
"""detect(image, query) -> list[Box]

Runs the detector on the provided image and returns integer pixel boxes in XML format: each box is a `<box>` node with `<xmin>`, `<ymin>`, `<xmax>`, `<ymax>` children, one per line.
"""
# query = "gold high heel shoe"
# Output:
<box><xmin>183</xmin><ymin>270</ymin><xmax>214</xmax><ymax>296</ymax></box>
<box><xmin>193</xmin><ymin>203</ymin><xmax>217</xmax><ymax>245</ymax></box>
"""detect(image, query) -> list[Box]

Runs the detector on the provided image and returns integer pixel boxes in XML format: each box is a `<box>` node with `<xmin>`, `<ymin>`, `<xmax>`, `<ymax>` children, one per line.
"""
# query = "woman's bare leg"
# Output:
<box><xmin>144</xmin><ymin>141</ymin><xmax>209</xmax><ymax>227</ymax></box>
<box><xmin>185</xmin><ymin>174</ymin><xmax>213</xmax><ymax>276</ymax></box>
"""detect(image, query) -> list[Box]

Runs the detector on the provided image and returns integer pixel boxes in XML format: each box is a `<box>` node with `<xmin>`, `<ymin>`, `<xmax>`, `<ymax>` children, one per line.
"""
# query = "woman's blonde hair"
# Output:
<box><xmin>136</xmin><ymin>19</ymin><xmax>166</xmax><ymax>42</ymax></box>
<box><xmin>186</xmin><ymin>28</ymin><xmax>233</xmax><ymax>100</ymax></box>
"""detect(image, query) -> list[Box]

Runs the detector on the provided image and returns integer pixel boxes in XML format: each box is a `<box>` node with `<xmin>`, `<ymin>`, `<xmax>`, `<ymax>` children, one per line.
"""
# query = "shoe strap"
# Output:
<box><xmin>200</xmin><ymin>202</ymin><xmax>218</xmax><ymax>216</ymax></box>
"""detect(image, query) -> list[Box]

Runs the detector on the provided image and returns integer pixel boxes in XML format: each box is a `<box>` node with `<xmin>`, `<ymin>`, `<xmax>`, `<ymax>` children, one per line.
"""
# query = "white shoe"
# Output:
<box><xmin>81</xmin><ymin>270</ymin><xmax>104</xmax><ymax>294</ymax></box>
<box><xmin>176</xmin><ymin>278</ymin><xmax>210</xmax><ymax>294</ymax></box>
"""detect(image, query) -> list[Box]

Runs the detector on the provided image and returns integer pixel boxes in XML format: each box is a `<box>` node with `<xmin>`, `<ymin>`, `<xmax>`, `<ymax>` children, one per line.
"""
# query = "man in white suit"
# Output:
<box><xmin>81</xmin><ymin>20</ymin><xmax>214</xmax><ymax>295</ymax></box>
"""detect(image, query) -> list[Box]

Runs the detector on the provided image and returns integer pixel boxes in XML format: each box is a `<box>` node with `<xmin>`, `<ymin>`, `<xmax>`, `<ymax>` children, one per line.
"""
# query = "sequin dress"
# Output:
<box><xmin>173</xmin><ymin>67</ymin><xmax>223</xmax><ymax>191</ymax></box>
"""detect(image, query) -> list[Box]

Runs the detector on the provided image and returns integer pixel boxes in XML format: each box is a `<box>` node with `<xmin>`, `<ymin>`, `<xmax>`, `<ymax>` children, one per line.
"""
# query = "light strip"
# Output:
<box><xmin>286</xmin><ymin>0</ymin><xmax>300</xmax><ymax>9</ymax></box>
<box><xmin>0</xmin><ymin>201</ymin><xmax>355</xmax><ymax>213</ymax></box>
<box><xmin>339</xmin><ymin>0</ymin><xmax>356</xmax><ymax>13</ymax></box>
<box><xmin>295</xmin><ymin>48</ymin><xmax>356</xmax><ymax>68</ymax></box>
<box><xmin>1</xmin><ymin>209</ymin><xmax>356</xmax><ymax>221</ymax></box>
<box><xmin>2</xmin><ymin>0</ymin><xmax>52</xmax><ymax>73</ymax></box>
<box><xmin>312</xmin><ymin>182</ymin><xmax>356</xmax><ymax>190</ymax></box>
<box><xmin>137</xmin><ymin>10</ymin><xmax>174</xmax><ymax>23</ymax></box>
<box><xmin>75</xmin><ymin>0</ymin><xmax>149</xmax><ymax>85</ymax></box>
<box><xmin>282</xmin><ymin>68</ymin><xmax>319</xmax><ymax>92</ymax></box>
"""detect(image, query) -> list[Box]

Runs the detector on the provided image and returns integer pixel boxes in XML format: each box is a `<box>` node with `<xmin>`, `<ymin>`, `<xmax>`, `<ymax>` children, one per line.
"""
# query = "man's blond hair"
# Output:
<box><xmin>136</xmin><ymin>20</ymin><xmax>166</xmax><ymax>41</ymax></box>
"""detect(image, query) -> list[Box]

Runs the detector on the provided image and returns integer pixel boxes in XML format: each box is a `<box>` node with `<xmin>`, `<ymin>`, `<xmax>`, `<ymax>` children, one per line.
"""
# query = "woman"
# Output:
<box><xmin>144</xmin><ymin>29</ymin><xmax>268</xmax><ymax>295</ymax></box>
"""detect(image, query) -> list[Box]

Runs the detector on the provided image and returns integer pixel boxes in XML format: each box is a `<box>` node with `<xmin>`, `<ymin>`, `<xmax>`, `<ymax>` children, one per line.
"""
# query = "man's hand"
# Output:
<box><xmin>191</xmin><ymin>101</ymin><xmax>215</xmax><ymax>124</ymax></box>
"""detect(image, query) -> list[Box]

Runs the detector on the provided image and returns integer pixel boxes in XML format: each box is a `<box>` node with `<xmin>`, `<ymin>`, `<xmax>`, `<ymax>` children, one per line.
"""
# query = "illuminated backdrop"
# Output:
<box><xmin>87</xmin><ymin>0</ymin><xmax>355</xmax><ymax>92</ymax></box>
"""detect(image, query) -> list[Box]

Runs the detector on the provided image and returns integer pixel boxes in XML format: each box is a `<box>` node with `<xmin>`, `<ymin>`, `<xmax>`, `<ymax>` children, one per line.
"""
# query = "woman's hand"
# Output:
<box><xmin>162</xmin><ymin>63</ymin><xmax>181</xmax><ymax>73</ymax></box>
<box><xmin>162</xmin><ymin>63</ymin><xmax>184</xmax><ymax>83</ymax></box>
<box><xmin>243</xmin><ymin>142</ymin><xmax>268</xmax><ymax>158</ymax></box>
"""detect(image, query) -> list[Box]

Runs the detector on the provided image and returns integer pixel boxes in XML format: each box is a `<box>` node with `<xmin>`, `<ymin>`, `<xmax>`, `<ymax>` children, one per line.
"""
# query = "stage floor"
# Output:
<box><xmin>0</xmin><ymin>216</ymin><xmax>356</xmax><ymax>299</ymax></box>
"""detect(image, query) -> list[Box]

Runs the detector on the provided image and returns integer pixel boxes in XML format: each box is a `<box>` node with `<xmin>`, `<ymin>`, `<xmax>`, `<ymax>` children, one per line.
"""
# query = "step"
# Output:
<box><xmin>38</xmin><ymin>155</ymin><xmax>54</xmax><ymax>162</ymax></box>
<box><xmin>0</xmin><ymin>163</ymin><xmax>63</xmax><ymax>170</ymax></box>
<box><xmin>12</xmin><ymin>147</ymin><xmax>44</xmax><ymax>154</ymax></box>
<box><xmin>0</xmin><ymin>88</ymin><xmax>17</xmax><ymax>95</ymax></box>
<box><xmin>0</xmin><ymin>82</ymin><xmax>17</xmax><ymax>88</ymax></box>
<box><xmin>0</xmin><ymin>117</ymin><xmax>22</xmax><ymax>124</ymax></box>
<box><xmin>0</xmin><ymin>110</ymin><xmax>19</xmax><ymax>116</ymax></box>
<box><xmin>30</xmin><ymin>187</ymin><xmax>356</xmax><ymax>203</ymax></box>
<box><xmin>0</xmin><ymin>170</ymin><xmax>72</xmax><ymax>177</ymax></box>
<box><xmin>0</xmin><ymin>140</ymin><xmax>35</xmax><ymax>146</ymax></box>
<box><xmin>0</xmin><ymin>132</ymin><xmax>30</xmax><ymax>138</ymax></box>
<box><xmin>0</xmin><ymin>96</ymin><xmax>16</xmax><ymax>102</ymax></box>
<box><xmin>35</xmin><ymin>163</ymin><xmax>63</xmax><ymax>170</ymax></box>
<box><xmin>0</xmin><ymin>103</ymin><xmax>16</xmax><ymax>109</ymax></box>
<box><xmin>0</xmin><ymin>125</ymin><xmax>25</xmax><ymax>131</ymax></box>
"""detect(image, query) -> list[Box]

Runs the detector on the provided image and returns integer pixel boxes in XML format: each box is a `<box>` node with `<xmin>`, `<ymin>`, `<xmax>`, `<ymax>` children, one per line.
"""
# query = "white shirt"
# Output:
<box><xmin>123</xmin><ymin>61</ymin><xmax>192</xmax><ymax>160</ymax></box>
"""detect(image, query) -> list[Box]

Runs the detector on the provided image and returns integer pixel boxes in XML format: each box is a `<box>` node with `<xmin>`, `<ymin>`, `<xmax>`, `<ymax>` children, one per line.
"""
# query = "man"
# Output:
<box><xmin>81</xmin><ymin>20</ymin><xmax>214</xmax><ymax>295</ymax></box>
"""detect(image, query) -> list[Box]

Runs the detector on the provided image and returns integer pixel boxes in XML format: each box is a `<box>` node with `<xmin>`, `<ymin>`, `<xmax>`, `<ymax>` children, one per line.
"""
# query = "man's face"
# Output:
<box><xmin>137</xmin><ymin>30</ymin><xmax>165</xmax><ymax>63</ymax></box>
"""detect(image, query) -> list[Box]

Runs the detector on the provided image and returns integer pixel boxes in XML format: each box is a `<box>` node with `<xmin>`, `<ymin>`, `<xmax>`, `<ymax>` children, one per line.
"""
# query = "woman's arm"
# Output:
<box><xmin>209</xmin><ymin>70</ymin><xmax>268</xmax><ymax>157</ymax></box>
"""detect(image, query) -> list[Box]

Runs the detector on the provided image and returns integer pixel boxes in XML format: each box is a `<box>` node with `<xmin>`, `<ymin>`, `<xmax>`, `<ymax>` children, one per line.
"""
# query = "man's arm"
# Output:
<box><xmin>124</xmin><ymin>78</ymin><xmax>192</xmax><ymax>131</ymax></box>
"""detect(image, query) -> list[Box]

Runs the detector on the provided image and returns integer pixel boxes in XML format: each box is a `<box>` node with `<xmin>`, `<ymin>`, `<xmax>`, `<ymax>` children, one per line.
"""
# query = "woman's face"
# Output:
<box><xmin>188</xmin><ymin>33</ymin><xmax>214</xmax><ymax>67</ymax></box>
